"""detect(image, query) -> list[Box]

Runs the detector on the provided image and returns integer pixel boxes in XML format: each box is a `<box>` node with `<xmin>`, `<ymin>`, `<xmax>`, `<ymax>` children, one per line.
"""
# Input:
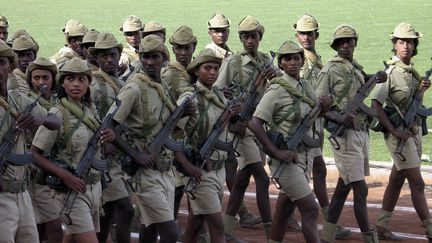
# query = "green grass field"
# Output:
<box><xmin>3</xmin><ymin>0</ymin><xmax>432</xmax><ymax>162</ymax></box>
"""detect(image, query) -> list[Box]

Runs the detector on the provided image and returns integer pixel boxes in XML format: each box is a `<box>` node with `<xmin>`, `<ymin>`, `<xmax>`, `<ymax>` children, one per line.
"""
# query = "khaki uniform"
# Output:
<box><xmin>316</xmin><ymin>56</ymin><xmax>370</xmax><ymax>184</ymax></box>
<box><xmin>90</xmin><ymin>70</ymin><xmax>129</xmax><ymax>203</ymax></box>
<box><xmin>254</xmin><ymin>73</ymin><xmax>317</xmax><ymax>200</ymax></box>
<box><xmin>214</xmin><ymin>52</ymin><xmax>271</xmax><ymax>169</ymax></box>
<box><xmin>0</xmin><ymin>90</ymin><xmax>45</xmax><ymax>242</ymax></box>
<box><xmin>120</xmin><ymin>44</ymin><xmax>139</xmax><ymax>69</ymax></box>
<box><xmin>372</xmin><ymin>57</ymin><xmax>422</xmax><ymax>170</ymax></box>
<box><xmin>50</xmin><ymin>46</ymin><xmax>81</xmax><ymax>65</ymax></box>
<box><xmin>7</xmin><ymin>71</ymin><xmax>30</xmax><ymax>95</ymax></box>
<box><xmin>204</xmin><ymin>42</ymin><xmax>232</xmax><ymax>60</ymax></box>
<box><xmin>177</xmin><ymin>82</ymin><xmax>229</xmax><ymax>214</ymax></box>
<box><xmin>32</xmin><ymin>100</ymin><xmax>103</xmax><ymax>234</ymax></box>
<box><xmin>161</xmin><ymin>61</ymin><xmax>191</xmax><ymax>100</ymax></box>
<box><xmin>110</xmin><ymin>72</ymin><xmax>175</xmax><ymax>226</ymax></box>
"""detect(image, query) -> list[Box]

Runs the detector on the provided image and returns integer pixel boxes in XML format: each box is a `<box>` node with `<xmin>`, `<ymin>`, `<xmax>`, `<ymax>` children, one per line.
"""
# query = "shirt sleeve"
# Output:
<box><xmin>111</xmin><ymin>82</ymin><xmax>140</xmax><ymax>124</ymax></box>
<box><xmin>32</xmin><ymin>107</ymin><xmax>61</xmax><ymax>153</ymax></box>
<box><xmin>253</xmin><ymin>85</ymin><xmax>280</xmax><ymax>124</ymax></box>
<box><xmin>214</xmin><ymin>57</ymin><xmax>240</xmax><ymax>90</ymax></box>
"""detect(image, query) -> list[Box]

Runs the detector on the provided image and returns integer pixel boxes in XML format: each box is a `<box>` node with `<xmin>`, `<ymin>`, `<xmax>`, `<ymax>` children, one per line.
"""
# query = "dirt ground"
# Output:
<box><xmin>129</xmin><ymin>160</ymin><xmax>432</xmax><ymax>242</ymax></box>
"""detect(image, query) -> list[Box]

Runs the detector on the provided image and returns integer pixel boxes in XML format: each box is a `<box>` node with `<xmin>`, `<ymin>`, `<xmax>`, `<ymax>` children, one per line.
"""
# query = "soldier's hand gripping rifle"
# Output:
<box><xmin>121</xmin><ymin>92</ymin><xmax>199</xmax><ymax>176</ymax></box>
<box><xmin>394</xmin><ymin>67</ymin><xmax>432</xmax><ymax>161</ymax></box>
<box><xmin>60</xmin><ymin>98</ymin><xmax>121</xmax><ymax>225</ymax></box>
<box><xmin>232</xmin><ymin>51</ymin><xmax>277</xmax><ymax>153</ymax></box>
<box><xmin>184</xmin><ymin>99</ymin><xmax>239</xmax><ymax>199</ymax></box>
<box><xmin>328</xmin><ymin>64</ymin><xmax>388</xmax><ymax>150</ymax></box>
<box><xmin>0</xmin><ymin>86</ymin><xmax>46</xmax><ymax>167</ymax></box>
<box><xmin>267</xmin><ymin>103</ymin><xmax>322</xmax><ymax>189</ymax></box>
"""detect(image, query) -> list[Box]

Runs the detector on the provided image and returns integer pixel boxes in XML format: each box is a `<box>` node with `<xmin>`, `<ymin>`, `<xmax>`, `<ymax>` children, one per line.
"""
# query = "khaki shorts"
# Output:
<box><xmin>236</xmin><ymin>132</ymin><xmax>264</xmax><ymax>170</ymax></box>
<box><xmin>102</xmin><ymin>161</ymin><xmax>129</xmax><ymax>202</ymax></box>
<box><xmin>0</xmin><ymin>191</ymin><xmax>39</xmax><ymax>242</ymax></box>
<box><xmin>385</xmin><ymin>126</ymin><xmax>422</xmax><ymax>171</ymax></box>
<box><xmin>332</xmin><ymin>129</ymin><xmax>370</xmax><ymax>184</ymax></box>
<box><xmin>29</xmin><ymin>183</ymin><xmax>60</xmax><ymax>224</ymax></box>
<box><xmin>188</xmin><ymin>167</ymin><xmax>225</xmax><ymax>215</ymax></box>
<box><xmin>135</xmin><ymin>168</ymin><xmax>175</xmax><ymax>226</ymax></box>
<box><xmin>56</xmin><ymin>182</ymin><xmax>102</xmax><ymax>235</ymax></box>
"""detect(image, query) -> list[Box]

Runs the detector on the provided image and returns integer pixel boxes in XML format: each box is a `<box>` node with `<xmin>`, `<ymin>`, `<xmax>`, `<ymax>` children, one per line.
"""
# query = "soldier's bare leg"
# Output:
<box><xmin>327</xmin><ymin>178</ymin><xmax>351</xmax><ymax>224</ymax></box>
<box><xmin>174</xmin><ymin>185</ymin><xmax>185</xmax><ymax>220</ymax></box>
<box><xmin>312</xmin><ymin>155</ymin><xmax>329</xmax><ymax>208</ymax></box>
<box><xmin>44</xmin><ymin>219</ymin><xmax>63</xmax><ymax>243</ymax></box>
<box><xmin>296</xmin><ymin>193</ymin><xmax>320</xmax><ymax>243</ymax></box>
<box><xmin>98</xmin><ymin>197</ymin><xmax>134</xmax><ymax>243</ymax></box>
<box><xmin>351</xmin><ymin>180</ymin><xmax>370</xmax><ymax>232</ymax></box>
<box><xmin>154</xmin><ymin>220</ymin><xmax>179</xmax><ymax>243</ymax></box>
<box><xmin>139</xmin><ymin>224</ymin><xmax>157</xmax><ymax>243</ymax></box>
<box><xmin>270</xmin><ymin>193</ymin><xmax>296</xmax><ymax>241</ymax></box>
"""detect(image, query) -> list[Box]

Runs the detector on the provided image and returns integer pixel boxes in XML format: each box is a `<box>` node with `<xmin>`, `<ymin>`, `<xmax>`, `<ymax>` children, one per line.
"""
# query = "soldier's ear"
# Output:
<box><xmin>315</xmin><ymin>31</ymin><xmax>319</xmax><ymax>40</ymax></box>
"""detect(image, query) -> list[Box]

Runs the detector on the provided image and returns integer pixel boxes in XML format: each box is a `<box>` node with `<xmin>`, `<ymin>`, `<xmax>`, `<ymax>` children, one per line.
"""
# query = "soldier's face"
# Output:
<box><xmin>240</xmin><ymin>31</ymin><xmax>260</xmax><ymax>55</ymax></box>
<box><xmin>125</xmin><ymin>31</ymin><xmax>141</xmax><ymax>48</ymax></box>
<box><xmin>62</xmin><ymin>73</ymin><xmax>90</xmax><ymax>102</ymax></box>
<box><xmin>336</xmin><ymin>38</ymin><xmax>356</xmax><ymax>61</ymax></box>
<box><xmin>31</xmin><ymin>69</ymin><xmax>53</xmax><ymax>97</ymax></box>
<box><xmin>208</xmin><ymin>28</ymin><xmax>229</xmax><ymax>46</ymax></box>
<box><xmin>0</xmin><ymin>57</ymin><xmax>12</xmax><ymax>86</ymax></box>
<box><xmin>172</xmin><ymin>43</ymin><xmax>195</xmax><ymax>68</ymax></box>
<box><xmin>295</xmin><ymin>31</ymin><xmax>318</xmax><ymax>50</ymax></box>
<box><xmin>140</xmin><ymin>51</ymin><xmax>164</xmax><ymax>79</ymax></box>
<box><xmin>97</xmin><ymin>48</ymin><xmax>120</xmax><ymax>76</ymax></box>
<box><xmin>68</xmin><ymin>36</ymin><xmax>84</xmax><ymax>58</ymax></box>
<box><xmin>0</xmin><ymin>27</ymin><xmax>8</xmax><ymax>41</ymax></box>
<box><xmin>279</xmin><ymin>53</ymin><xmax>303</xmax><ymax>79</ymax></box>
<box><xmin>196</xmin><ymin>62</ymin><xmax>220</xmax><ymax>89</ymax></box>
<box><xmin>394</xmin><ymin>38</ymin><xmax>415</xmax><ymax>61</ymax></box>
<box><xmin>16</xmin><ymin>50</ymin><xmax>36</xmax><ymax>72</ymax></box>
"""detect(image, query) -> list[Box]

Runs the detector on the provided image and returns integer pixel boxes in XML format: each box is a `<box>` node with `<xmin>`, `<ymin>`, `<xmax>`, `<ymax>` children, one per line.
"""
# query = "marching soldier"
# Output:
<box><xmin>205</xmin><ymin>13</ymin><xmax>233</xmax><ymax>60</ymax></box>
<box><xmin>78</xmin><ymin>29</ymin><xmax>100</xmax><ymax>72</ymax></box>
<box><xmin>119</xmin><ymin>15</ymin><xmax>144</xmax><ymax>74</ymax></box>
<box><xmin>51</xmin><ymin>19</ymin><xmax>88</xmax><ymax>65</ymax></box>
<box><xmin>142</xmin><ymin>21</ymin><xmax>167</xmax><ymax>42</ymax></box>
<box><xmin>372</xmin><ymin>23</ymin><xmax>432</xmax><ymax>242</ymax></box>
<box><xmin>88</xmin><ymin>32</ymin><xmax>134</xmax><ymax>243</ymax></box>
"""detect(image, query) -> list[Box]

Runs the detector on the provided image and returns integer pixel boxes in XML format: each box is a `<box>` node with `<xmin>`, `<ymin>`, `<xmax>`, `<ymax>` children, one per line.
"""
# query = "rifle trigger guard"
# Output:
<box><xmin>328</xmin><ymin>135</ymin><xmax>340</xmax><ymax>150</ymax></box>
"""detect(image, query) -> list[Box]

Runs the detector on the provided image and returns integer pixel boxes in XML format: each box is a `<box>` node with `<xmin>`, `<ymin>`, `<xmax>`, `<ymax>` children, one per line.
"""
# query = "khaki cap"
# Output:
<box><xmin>139</xmin><ymin>34</ymin><xmax>168</xmax><ymax>57</ymax></box>
<box><xmin>0</xmin><ymin>16</ymin><xmax>8</xmax><ymax>28</ymax></box>
<box><xmin>277</xmin><ymin>40</ymin><xmax>303</xmax><ymax>58</ymax></box>
<box><xmin>12</xmin><ymin>34</ymin><xmax>38</xmax><ymax>53</ymax></box>
<box><xmin>88</xmin><ymin>32</ymin><xmax>123</xmax><ymax>55</ymax></box>
<box><xmin>293</xmin><ymin>14</ymin><xmax>319</xmax><ymax>32</ymax></box>
<box><xmin>390</xmin><ymin>22</ymin><xmax>422</xmax><ymax>39</ymax></box>
<box><xmin>62</xmin><ymin>19</ymin><xmax>88</xmax><ymax>37</ymax></box>
<box><xmin>26</xmin><ymin>57</ymin><xmax>57</xmax><ymax>80</ymax></box>
<box><xmin>208</xmin><ymin>13</ymin><xmax>230</xmax><ymax>29</ymax></box>
<box><xmin>0</xmin><ymin>39</ymin><xmax>18</xmax><ymax>67</ymax></box>
<box><xmin>79</xmin><ymin>29</ymin><xmax>100</xmax><ymax>45</ymax></box>
<box><xmin>7</xmin><ymin>29</ymin><xmax>39</xmax><ymax>53</ymax></box>
<box><xmin>143</xmin><ymin>21</ymin><xmax>166</xmax><ymax>35</ymax></box>
<box><xmin>169</xmin><ymin>25</ymin><xmax>197</xmax><ymax>45</ymax></box>
<box><xmin>330</xmin><ymin>24</ymin><xmax>358</xmax><ymax>50</ymax></box>
<box><xmin>238</xmin><ymin>15</ymin><xmax>265</xmax><ymax>35</ymax></box>
<box><xmin>119</xmin><ymin>15</ymin><xmax>143</xmax><ymax>32</ymax></box>
<box><xmin>58</xmin><ymin>56</ymin><xmax>92</xmax><ymax>80</ymax></box>
<box><xmin>187</xmin><ymin>48</ymin><xmax>222</xmax><ymax>75</ymax></box>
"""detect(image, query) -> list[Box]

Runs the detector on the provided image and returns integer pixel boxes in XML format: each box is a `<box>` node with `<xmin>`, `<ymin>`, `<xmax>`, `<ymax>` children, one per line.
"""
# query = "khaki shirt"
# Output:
<box><xmin>7</xmin><ymin>72</ymin><xmax>30</xmax><ymax>95</ymax></box>
<box><xmin>177</xmin><ymin>82</ymin><xmax>229</xmax><ymax>162</ymax></box>
<box><xmin>301</xmin><ymin>49</ymin><xmax>323</xmax><ymax>90</ymax></box>
<box><xmin>110</xmin><ymin>72</ymin><xmax>174</xmax><ymax>162</ymax></box>
<box><xmin>1</xmin><ymin>90</ymin><xmax>46</xmax><ymax>181</ymax></box>
<box><xmin>91</xmin><ymin>70</ymin><xmax>124</xmax><ymax>118</ymax></box>
<box><xmin>161</xmin><ymin>61</ymin><xmax>191</xmax><ymax>100</ymax></box>
<box><xmin>50</xmin><ymin>46</ymin><xmax>82</xmax><ymax>65</ymax></box>
<box><xmin>372</xmin><ymin>56</ymin><xmax>419</xmax><ymax>115</ymax></box>
<box><xmin>119</xmin><ymin>44</ymin><xmax>139</xmax><ymax>68</ymax></box>
<box><xmin>316</xmin><ymin>56</ymin><xmax>368</xmax><ymax>127</ymax></box>
<box><xmin>204</xmin><ymin>42</ymin><xmax>232</xmax><ymax>60</ymax></box>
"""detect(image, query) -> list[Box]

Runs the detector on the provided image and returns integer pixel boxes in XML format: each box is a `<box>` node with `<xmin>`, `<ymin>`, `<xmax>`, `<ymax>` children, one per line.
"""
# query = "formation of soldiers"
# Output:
<box><xmin>0</xmin><ymin>12</ymin><xmax>431</xmax><ymax>243</ymax></box>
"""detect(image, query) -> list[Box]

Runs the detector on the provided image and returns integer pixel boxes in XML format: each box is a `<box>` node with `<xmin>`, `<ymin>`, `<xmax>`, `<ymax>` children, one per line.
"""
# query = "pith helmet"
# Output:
<box><xmin>390</xmin><ymin>22</ymin><xmax>422</xmax><ymax>39</ymax></box>
<box><xmin>119</xmin><ymin>15</ymin><xmax>144</xmax><ymax>32</ymax></box>
<box><xmin>330</xmin><ymin>24</ymin><xmax>358</xmax><ymax>50</ymax></box>
<box><xmin>208</xmin><ymin>13</ymin><xmax>230</xmax><ymax>29</ymax></box>
<box><xmin>169</xmin><ymin>25</ymin><xmax>197</xmax><ymax>45</ymax></box>
<box><xmin>62</xmin><ymin>19</ymin><xmax>88</xmax><ymax>37</ymax></box>
<box><xmin>238</xmin><ymin>15</ymin><xmax>265</xmax><ymax>35</ymax></box>
<box><xmin>12</xmin><ymin>34</ymin><xmax>38</xmax><ymax>53</ymax></box>
<box><xmin>58</xmin><ymin>56</ymin><xmax>92</xmax><ymax>81</ymax></box>
<box><xmin>0</xmin><ymin>16</ymin><xmax>8</xmax><ymax>28</ymax></box>
<box><xmin>187</xmin><ymin>48</ymin><xmax>222</xmax><ymax>75</ymax></box>
<box><xmin>89</xmin><ymin>32</ymin><xmax>123</xmax><ymax>55</ymax></box>
<box><xmin>293</xmin><ymin>14</ymin><xmax>319</xmax><ymax>32</ymax></box>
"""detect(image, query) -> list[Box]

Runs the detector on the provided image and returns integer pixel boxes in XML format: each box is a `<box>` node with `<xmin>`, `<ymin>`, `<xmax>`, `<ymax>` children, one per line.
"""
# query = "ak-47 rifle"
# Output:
<box><xmin>266</xmin><ymin>103</ymin><xmax>322</xmax><ymax>189</ymax></box>
<box><xmin>232</xmin><ymin>51</ymin><xmax>277</xmax><ymax>152</ymax></box>
<box><xmin>184</xmin><ymin>99</ymin><xmax>239</xmax><ymax>199</ymax></box>
<box><xmin>0</xmin><ymin>86</ymin><xmax>46</xmax><ymax>167</ymax></box>
<box><xmin>394</xmin><ymin>67</ymin><xmax>432</xmax><ymax>161</ymax></box>
<box><xmin>327</xmin><ymin>64</ymin><xmax>388</xmax><ymax>150</ymax></box>
<box><xmin>60</xmin><ymin>98</ymin><xmax>121</xmax><ymax>225</ymax></box>
<box><xmin>121</xmin><ymin>92</ymin><xmax>199</xmax><ymax>176</ymax></box>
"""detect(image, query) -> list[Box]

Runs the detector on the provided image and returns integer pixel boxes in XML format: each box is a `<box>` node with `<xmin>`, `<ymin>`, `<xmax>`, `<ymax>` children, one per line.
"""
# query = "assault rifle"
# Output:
<box><xmin>184</xmin><ymin>99</ymin><xmax>239</xmax><ymax>199</ymax></box>
<box><xmin>327</xmin><ymin>65</ymin><xmax>388</xmax><ymax>150</ymax></box>
<box><xmin>0</xmin><ymin>86</ymin><xmax>45</xmax><ymax>167</ymax></box>
<box><xmin>267</xmin><ymin>103</ymin><xmax>322</xmax><ymax>188</ymax></box>
<box><xmin>232</xmin><ymin>51</ymin><xmax>277</xmax><ymax>151</ymax></box>
<box><xmin>395</xmin><ymin>67</ymin><xmax>432</xmax><ymax>160</ymax></box>
<box><xmin>60</xmin><ymin>98</ymin><xmax>121</xmax><ymax>225</ymax></box>
<box><xmin>121</xmin><ymin>92</ymin><xmax>198</xmax><ymax>176</ymax></box>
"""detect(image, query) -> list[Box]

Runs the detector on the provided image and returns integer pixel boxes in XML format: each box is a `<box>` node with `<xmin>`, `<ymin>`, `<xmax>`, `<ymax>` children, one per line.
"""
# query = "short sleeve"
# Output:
<box><xmin>111</xmin><ymin>82</ymin><xmax>140</xmax><ymax>124</ymax></box>
<box><xmin>253</xmin><ymin>85</ymin><xmax>280</xmax><ymax>124</ymax></box>
<box><xmin>32</xmin><ymin>107</ymin><xmax>61</xmax><ymax>153</ymax></box>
